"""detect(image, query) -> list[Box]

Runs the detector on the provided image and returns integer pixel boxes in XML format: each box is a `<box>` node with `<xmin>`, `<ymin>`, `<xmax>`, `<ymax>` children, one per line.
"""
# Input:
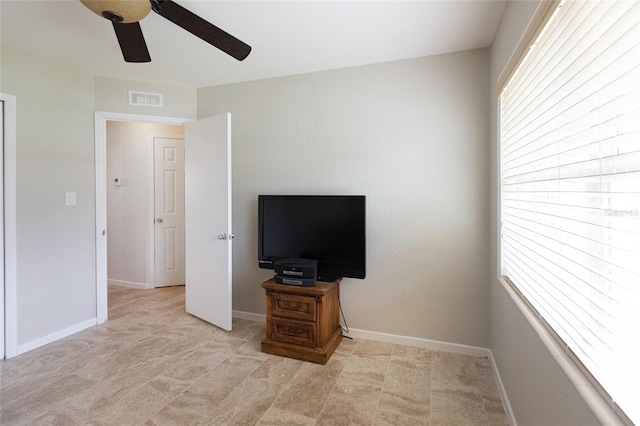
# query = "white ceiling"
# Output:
<box><xmin>1</xmin><ymin>1</ymin><xmax>506</xmax><ymax>88</ymax></box>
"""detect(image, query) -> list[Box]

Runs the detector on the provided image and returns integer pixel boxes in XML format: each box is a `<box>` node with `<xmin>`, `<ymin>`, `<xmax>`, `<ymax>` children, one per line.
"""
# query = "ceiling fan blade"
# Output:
<box><xmin>151</xmin><ymin>0</ymin><xmax>251</xmax><ymax>61</ymax></box>
<box><xmin>112</xmin><ymin>21</ymin><xmax>151</xmax><ymax>63</ymax></box>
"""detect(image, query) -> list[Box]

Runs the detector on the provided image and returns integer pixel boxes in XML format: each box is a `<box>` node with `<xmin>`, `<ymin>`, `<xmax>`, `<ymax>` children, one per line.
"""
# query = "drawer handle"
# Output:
<box><xmin>284</xmin><ymin>301</ymin><xmax>302</xmax><ymax>309</ymax></box>
<box><xmin>283</xmin><ymin>326</ymin><xmax>303</xmax><ymax>336</ymax></box>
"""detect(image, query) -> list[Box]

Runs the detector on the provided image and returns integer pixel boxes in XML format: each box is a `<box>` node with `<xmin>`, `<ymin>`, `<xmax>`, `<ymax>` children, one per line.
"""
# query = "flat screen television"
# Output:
<box><xmin>258</xmin><ymin>195</ymin><xmax>366</xmax><ymax>281</ymax></box>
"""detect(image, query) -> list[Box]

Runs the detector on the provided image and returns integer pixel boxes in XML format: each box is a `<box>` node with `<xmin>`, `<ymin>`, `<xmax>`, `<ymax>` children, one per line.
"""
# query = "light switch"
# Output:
<box><xmin>66</xmin><ymin>192</ymin><xmax>77</xmax><ymax>206</ymax></box>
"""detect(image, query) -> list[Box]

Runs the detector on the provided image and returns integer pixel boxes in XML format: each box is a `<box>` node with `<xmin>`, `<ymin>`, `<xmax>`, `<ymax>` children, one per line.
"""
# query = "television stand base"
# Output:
<box><xmin>260</xmin><ymin>278</ymin><xmax>342</xmax><ymax>364</ymax></box>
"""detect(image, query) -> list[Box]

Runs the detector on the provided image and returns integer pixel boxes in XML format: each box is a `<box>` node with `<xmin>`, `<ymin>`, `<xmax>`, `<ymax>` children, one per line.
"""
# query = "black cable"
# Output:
<box><xmin>339</xmin><ymin>297</ymin><xmax>352</xmax><ymax>339</ymax></box>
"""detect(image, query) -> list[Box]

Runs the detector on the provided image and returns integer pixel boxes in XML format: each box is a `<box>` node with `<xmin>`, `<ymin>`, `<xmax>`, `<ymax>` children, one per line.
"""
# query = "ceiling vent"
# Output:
<box><xmin>128</xmin><ymin>90</ymin><xmax>163</xmax><ymax>107</ymax></box>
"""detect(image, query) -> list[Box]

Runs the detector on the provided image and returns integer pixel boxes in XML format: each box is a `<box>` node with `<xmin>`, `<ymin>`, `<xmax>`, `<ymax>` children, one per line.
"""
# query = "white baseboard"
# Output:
<box><xmin>489</xmin><ymin>350</ymin><xmax>518</xmax><ymax>426</ymax></box>
<box><xmin>108</xmin><ymin>279</ymin><xmax>152</xmax><ymax>290</ymax></box>
<box><xmin>233</xmin><ymin>310</ymin><xmax>266</xmax><ymax>322</ymax></box>
<box><xmin>346</xmin><ymin>327</ymin><xmax>492</xmax><ymax>358</ymax></box>
<box><xmin>17</xmin><ymin>318</ymin><xmax>97</xmax><ymax>355</ymax></box>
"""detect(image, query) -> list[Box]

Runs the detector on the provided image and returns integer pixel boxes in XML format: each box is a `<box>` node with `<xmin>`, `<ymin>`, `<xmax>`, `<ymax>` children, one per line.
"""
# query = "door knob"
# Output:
<box><xmin>156</xmin><ymin>218</ymin><xmax>163</xmax><ymax>223</ymax></box>
<box><xmin>218</xmin><ymin>233</ymin><xmax>227</xmax><ymax>240</ymax></box>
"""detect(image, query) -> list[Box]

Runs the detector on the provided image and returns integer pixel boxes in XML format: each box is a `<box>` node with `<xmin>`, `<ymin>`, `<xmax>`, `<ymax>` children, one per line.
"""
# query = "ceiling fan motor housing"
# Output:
<box><xmin>80</xmin><ymin>0</ymin><xmax>151</xmax><ymax>23</ymax></box>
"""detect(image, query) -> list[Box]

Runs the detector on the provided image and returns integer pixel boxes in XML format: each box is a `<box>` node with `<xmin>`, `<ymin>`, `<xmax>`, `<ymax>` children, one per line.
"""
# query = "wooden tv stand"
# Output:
<box><xmin>260</xmin><ymin>278</ymin><xmax>342</xmax><ymax>364</ymax></box>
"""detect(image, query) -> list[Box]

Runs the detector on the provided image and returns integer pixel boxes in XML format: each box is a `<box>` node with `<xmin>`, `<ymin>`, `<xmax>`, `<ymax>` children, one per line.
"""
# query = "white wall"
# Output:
<box><xmin>0</xmin><ymin>48</ymin><xmax>97</xmax><ymax>348</ymax></box>
<box><xmin>198</xmin><ymin>50</ymin><xmax>492</xmax><ymax>348</ymax></box>
<box><xmin>489</xmin><ymin>1</ymin><xmax>600</xmax><ymax>424</ymax></box>
<box><xmin>106</xmin><ymin>121</ymin><xmax>184</xmax><ymax>287</ymax></box>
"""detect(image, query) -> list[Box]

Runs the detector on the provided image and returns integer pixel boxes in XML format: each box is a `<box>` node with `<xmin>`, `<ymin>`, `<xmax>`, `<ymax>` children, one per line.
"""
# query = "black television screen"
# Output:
<box><xmin>258</xmin><ymin>195</ymin><xmax>366</xmax><ymax>281</ymax></box>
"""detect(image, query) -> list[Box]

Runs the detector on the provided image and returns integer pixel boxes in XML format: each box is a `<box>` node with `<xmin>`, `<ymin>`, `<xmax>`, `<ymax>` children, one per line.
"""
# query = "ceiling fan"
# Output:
<box><xmin>80</xmin><ymin>0</ymin><xmax>251</xmax><ymax>63</ymax></box>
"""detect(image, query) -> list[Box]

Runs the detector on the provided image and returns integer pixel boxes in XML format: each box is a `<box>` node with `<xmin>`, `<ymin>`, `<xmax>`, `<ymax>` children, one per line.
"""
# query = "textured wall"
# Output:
<box><xmin>198</xmin><ymin>50</ymin><xmax>492</xmax><ymax>348</ymax></box>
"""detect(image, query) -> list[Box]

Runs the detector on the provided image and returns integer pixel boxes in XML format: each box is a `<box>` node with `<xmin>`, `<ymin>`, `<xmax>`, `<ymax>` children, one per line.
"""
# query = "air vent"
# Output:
<box><xmin>128</xmin><ymin>90</ymin><xmax>163</xmax><ymax>107</ymax></box>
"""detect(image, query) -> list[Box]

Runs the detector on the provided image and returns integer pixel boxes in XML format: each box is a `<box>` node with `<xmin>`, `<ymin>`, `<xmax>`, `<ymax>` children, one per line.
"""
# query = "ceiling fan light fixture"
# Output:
<box><xmin>80</xmin><ymin>0</ymin><xmax>151</xmax><ymax>23</ymax></box>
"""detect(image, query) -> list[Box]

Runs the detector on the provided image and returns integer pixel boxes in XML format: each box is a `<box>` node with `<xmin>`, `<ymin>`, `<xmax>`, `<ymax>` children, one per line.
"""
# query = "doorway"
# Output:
<box><xmin>94</xmin><ymin>112</ymin><xmax>192</xmax><ymax>324</ymax></box>
<box><xmin>95</xmin><ymin>112</ymin><xmax>234</xmax><ymax>331</ymax></box>
<box><xmin>106</xmin><ymin>121</ymin><xmax>185</xmax><ymax>290</ymax></box>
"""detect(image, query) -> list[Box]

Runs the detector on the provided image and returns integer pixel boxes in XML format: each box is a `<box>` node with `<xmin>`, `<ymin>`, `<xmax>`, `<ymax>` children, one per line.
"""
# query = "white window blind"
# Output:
<box><xmin>500</xmin><ymin>0</ymin><xmax>640</xmax><ymax>423</ymax></box>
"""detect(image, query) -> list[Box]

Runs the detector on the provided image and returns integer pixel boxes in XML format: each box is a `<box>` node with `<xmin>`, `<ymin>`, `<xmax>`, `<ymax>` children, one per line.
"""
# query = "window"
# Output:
<box><xmin>500</xmin><ymin>0</ymin><xmax>639</xmax><ymax>423</ymax></box>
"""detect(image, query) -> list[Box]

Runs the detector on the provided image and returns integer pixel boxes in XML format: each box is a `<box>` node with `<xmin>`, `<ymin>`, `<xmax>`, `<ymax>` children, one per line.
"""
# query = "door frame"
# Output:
<box><xmin>1</xmin><ymin>93</ymin><xmax>18</xmax><ymax>358</ymax></box>
<box><xmin>94</xmin><ymin>111</ymin><xmax>192</xmax><ymax>324</ymax></box>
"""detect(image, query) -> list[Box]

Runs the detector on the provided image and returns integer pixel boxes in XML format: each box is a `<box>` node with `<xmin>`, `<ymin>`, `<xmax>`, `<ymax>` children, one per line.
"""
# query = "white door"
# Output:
<box><xmin>154</xmin><ymin>137</ymin><xmax>185</xmax><ymax>287</ymax></box>
<box><xmin>185</xmin><ymin>113</ymin><xmax>233</xmax><ymax>331</ymax></box>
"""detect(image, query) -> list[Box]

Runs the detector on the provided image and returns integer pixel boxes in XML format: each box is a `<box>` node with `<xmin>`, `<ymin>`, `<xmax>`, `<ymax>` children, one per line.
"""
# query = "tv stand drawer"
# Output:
<box><xmin>271</xmin><ymin>293</ymin><xmax>316</xmax><ymax>321</ymax></box>
<box><xmin>271</xmin><ymin>318</ymin><xmax>315</xmax><ymax>347</ymax></box>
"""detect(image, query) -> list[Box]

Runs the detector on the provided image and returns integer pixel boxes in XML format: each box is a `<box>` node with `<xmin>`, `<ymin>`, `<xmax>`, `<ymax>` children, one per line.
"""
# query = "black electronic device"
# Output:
<box><xmin>274</xmin><ymin>274</ymin><xmax>316</xmax><ymax>287</ymax></box>
<box><xmin>258</xmin><ymin>195</ymin><xmax>366</xmax><ymax>281</ymax></box>
<box><xmin>274</xmin><ymin>258</ymin><xmax>317</xmax><ymax>279</ymax></box>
